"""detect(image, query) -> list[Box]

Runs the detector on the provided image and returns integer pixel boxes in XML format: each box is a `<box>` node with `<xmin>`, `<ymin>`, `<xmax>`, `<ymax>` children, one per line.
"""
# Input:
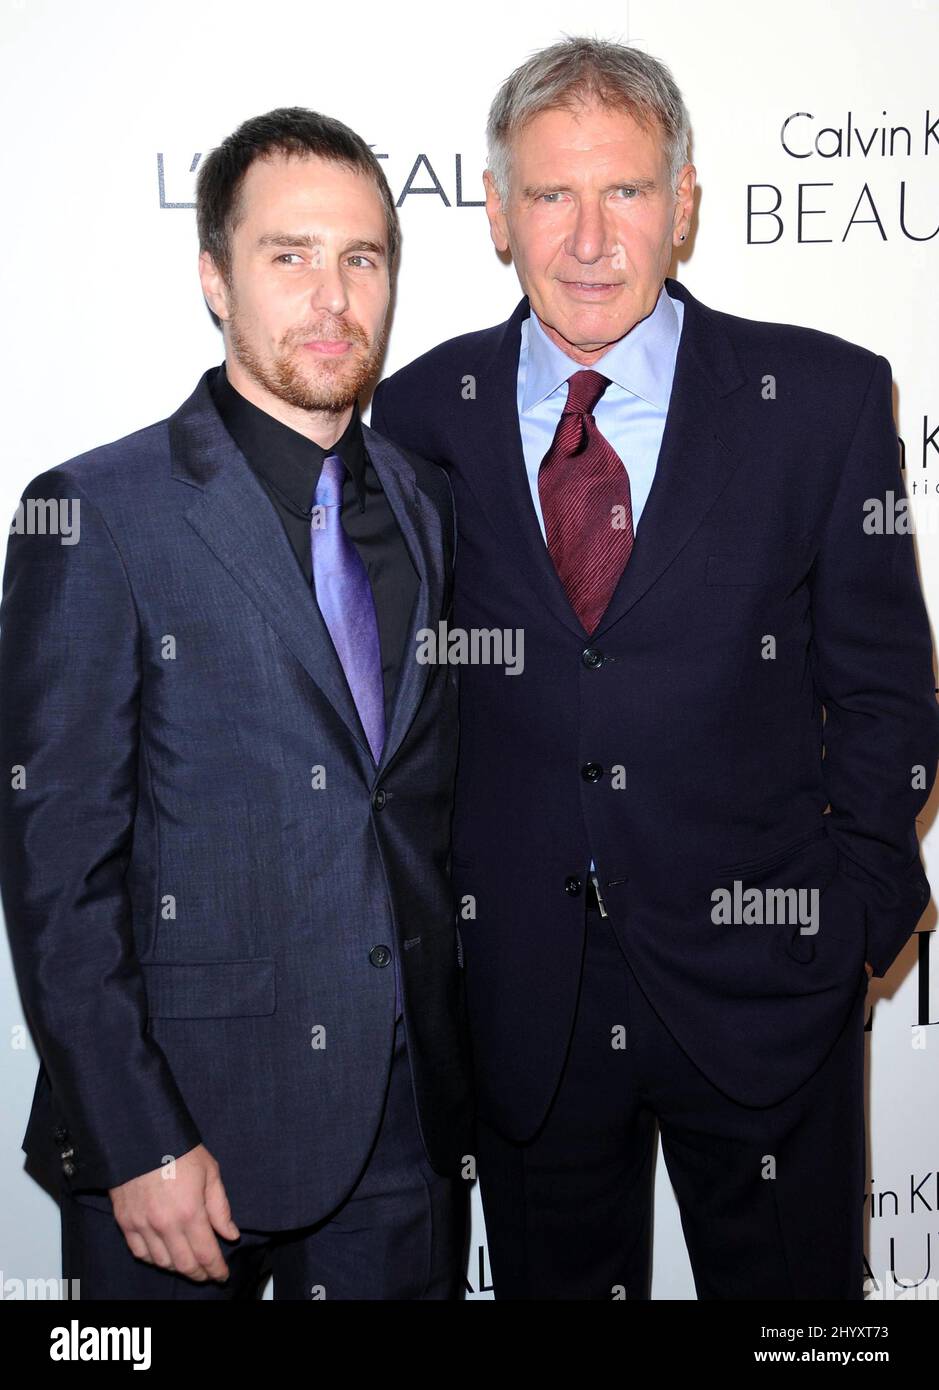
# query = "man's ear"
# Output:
<box><xmin>672</xmin><ymin>162</ymin><xmax>697</xmax><ymax>244</ymax></box>
<box><xmin>483</xmin><ymin>170</ymin><xmax>511</xmax><ymax>255</ymax></box>
<box><xmin>198</xmin><ymin>250</ymin><xmax>232</xmax><ymax>322</ymax></box>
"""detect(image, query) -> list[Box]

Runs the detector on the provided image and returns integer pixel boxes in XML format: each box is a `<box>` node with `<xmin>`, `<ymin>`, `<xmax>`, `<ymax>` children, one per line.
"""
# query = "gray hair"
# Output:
<box><xmin>486</xmin><ymin>37</ymin><xmax>691</xmax><ymax>203</ymax></box>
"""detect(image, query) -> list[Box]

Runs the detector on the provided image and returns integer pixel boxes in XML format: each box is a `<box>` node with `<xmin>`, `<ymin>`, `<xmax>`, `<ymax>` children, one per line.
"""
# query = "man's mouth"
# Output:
<box><xmin>301</xmin><ymin>339</ymin><xmax>354</xmax><ymax>356</ymax></box>
<box><xmin>560</xmin><ymin>280</ymin><xmax>621</xmax><ymax>294</ymax></box>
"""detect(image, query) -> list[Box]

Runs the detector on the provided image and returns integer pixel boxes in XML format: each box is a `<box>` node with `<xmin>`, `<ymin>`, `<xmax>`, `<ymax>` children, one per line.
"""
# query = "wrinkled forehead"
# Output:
<box><xmin>505</xmin><ymin>100</ymin><xmax>668</xmax><ymax>182</ymax></box>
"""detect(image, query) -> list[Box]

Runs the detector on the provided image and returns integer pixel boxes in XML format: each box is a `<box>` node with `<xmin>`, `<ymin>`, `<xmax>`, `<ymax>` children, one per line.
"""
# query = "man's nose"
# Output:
<box><xmin>567</xmin><ymin>200</ymin><xmax>613</xmax><ymax>265</ymax></box>
<box><xmin>308</xmin><ymin>255</ymin><xmax>349</xmax><ymax>314</ymax></box>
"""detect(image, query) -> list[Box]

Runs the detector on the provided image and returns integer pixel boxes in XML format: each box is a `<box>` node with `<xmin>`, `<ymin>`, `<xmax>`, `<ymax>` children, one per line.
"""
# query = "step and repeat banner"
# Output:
<box><xmin>0</xmin><ymin>0</ymin><xmax>936</xmax><ymax>1300</ymax></box>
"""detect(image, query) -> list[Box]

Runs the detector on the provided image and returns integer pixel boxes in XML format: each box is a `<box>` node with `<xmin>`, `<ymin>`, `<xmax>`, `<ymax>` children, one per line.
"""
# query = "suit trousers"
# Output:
<box><xmin>476</xmin><ymin>902</ymin><xmax>868</xmax><ymax>1300</ymax></box>
<box><xmin>60</xmin><ymin>1016</ymin><xmax>466</xmax><ymax>1300</ymax></box>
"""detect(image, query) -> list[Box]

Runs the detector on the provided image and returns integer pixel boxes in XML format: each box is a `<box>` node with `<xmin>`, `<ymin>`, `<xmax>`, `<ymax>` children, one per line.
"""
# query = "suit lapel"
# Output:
<box><xmin>169</xmin><ymin>372</ymin><xmax>442</xmax><ymax>772</ymax></box>
<box><xmin>593</xmin><ymin>277</ymin><xmax>751</xmax><ymax>635</ymax></box>
<box><xmin>364</xmin><ymin>427</ymin><xmax>443</xmax><ymax>772</ymax></box>
<box><xmin>469</xmin><ymin>299</ymin><xmax>588</xmax><ymax>637</ymax></box>
<box><xmin>464</xmin><ymin>279</ymin><xmax>751</xmax><ymax>638</ymax></box>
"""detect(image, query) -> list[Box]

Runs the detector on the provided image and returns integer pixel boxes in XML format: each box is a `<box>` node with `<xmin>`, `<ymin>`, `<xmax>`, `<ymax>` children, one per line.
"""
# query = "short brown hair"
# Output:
<box><xmin>196</xmin><ymin>106</ymin><xmax>399</xmax><ymax>283</ymax></box>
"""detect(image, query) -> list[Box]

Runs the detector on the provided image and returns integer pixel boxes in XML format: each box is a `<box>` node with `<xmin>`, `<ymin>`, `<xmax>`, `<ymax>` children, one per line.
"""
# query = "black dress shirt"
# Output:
<box><xmin>208</xmin><ymin>362</ymin><xmax>418</xmax><ymax>726</ymax></box>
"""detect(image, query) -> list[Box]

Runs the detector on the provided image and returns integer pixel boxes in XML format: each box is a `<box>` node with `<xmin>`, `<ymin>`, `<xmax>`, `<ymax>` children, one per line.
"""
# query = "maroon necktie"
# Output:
<box><xmin>537</xmin><ymin>369</ymin><xmax>634</xmax><ymax>634</ymax></box>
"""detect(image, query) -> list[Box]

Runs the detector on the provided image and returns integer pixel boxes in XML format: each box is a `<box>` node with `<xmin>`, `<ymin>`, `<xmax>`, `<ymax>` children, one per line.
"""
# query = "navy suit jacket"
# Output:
<box><xmin>0</xmin><ymin>368</ymin><xmax>473</xmax><ymax>1229</ymax></box>
<box><xmin>371</xmin><ymin>276</ymin><xmax>939</xmax><ymax>1141</ymax></box>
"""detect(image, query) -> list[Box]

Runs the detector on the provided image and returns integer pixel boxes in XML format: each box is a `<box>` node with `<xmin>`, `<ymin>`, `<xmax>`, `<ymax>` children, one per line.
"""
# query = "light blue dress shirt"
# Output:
<box><xmin>515</xmin><ymin>281</ymin><xmax>684</xmax><ymax>891</ymax></box>
<box><xmin>517</xmin><ymin>281</ymin><xmax>684</xmax><ymax>539</ymax></box>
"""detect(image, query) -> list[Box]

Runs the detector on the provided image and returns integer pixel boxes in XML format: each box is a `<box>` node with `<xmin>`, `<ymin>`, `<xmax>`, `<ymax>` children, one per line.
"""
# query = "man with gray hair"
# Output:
<box><xmin>371</xmin><ymin>38</ymin><xmax>938</xmax><ymax>1298</ymax></box>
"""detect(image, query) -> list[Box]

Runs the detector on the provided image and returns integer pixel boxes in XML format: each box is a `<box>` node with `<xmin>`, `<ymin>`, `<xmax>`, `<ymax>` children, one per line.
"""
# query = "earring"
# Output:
<box><xmin>679</xmin><ymin>232</ymin><xmax>686</xmax><ymax>241</ymax></box>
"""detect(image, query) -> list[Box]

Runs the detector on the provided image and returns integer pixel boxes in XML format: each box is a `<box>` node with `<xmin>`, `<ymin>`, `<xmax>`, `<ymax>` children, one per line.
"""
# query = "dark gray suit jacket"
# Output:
<box><xmin>0</xmin><ymin>368</ymin><xmax>473</xmax><ymax>1229</ymax></box>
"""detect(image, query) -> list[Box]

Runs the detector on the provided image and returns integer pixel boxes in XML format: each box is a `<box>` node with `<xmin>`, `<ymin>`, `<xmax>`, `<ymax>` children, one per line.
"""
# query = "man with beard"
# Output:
<box><xmin>0</xmin><ymin>107</ymin><xmax>472</xmax><ymax>1299</ymax></box>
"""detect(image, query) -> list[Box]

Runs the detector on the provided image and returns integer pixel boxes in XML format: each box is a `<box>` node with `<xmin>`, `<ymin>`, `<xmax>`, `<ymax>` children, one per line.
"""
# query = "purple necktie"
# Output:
<box><xmin>311</xmin><ymin>454</ymin><xmax>399</xmax><ymax>1017</ymax></box>
<box><xmin>310</xmin><ymin>454</ymin><xmax>385</xmax><ymax>765</ymax></box>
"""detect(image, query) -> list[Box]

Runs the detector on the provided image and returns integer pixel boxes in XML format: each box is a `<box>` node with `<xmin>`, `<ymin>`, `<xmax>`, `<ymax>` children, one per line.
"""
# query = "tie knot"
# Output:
<box><xmin>564</xmin><ymin>369</ymin><xmax>610</xmax><ymax>417</ymax></box>
<box><xmin>314</xmin><ymin>453</ymin><xmax>345</xmax><ymax>509</ymax></box>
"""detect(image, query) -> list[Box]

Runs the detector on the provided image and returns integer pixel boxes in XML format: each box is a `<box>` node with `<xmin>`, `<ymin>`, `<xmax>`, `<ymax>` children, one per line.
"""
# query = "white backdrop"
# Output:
<box><xmin>1</xmin><ymin>0</ymin><xmax>936</xmax><ymax>1300</ymax></box>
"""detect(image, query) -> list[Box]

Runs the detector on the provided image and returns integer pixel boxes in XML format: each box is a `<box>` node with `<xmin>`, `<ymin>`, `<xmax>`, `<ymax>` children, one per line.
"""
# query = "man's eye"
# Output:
<box><xmin>347</xmin><ymin>255</ymin><xmax>374</xmax><ymax>268</ymax></box>
<box><xmin>540</xmin><ymin>192</ymin><xmax>563</xmax><ymax>203</ymax></box>
<box><xmin>616</xmin><ymin>187</ymin><xmax>639</xmax><ymax>199</ymax></box>
<box><xmin>275</xmin><ymin>253</ymin><xmax>304</xmax><ymax>264</ymax></box>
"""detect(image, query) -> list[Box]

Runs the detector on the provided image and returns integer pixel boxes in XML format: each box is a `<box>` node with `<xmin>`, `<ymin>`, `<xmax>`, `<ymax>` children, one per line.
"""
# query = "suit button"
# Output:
<box><xmin>59</xmin><ymin>1147</ymin><xmax>75</xmax><ymax>1161</ymax></box>
<box><xmin>372</xmin><ymin>788</ymin><xmax>387</xmax><ymax>811</ymax></box>
<box><xmin>581</xmin><ymin>762</ymin><xmax>603</xmax><ymax>782</ymax></box>
<box><xmin>53</xmin><ymin>1126</ymin><xmax>69</xmax><ymax>1143</ymax></box>
<box><xmin>369</xmin><ymin>944</ymin><xmax>392</xmax><ymax>967</ymax></box>
<box><xmin>61</xmin><ymin>1160</ymin><xmax>77</xmax><ymax>1178</ymax></box>
<box><xmin>564</xmin><ymin>876</ymin><xmax>583</xmax><ymax>896</ymax></box>
<box><xmin>582</xmin><ymin>647</ymin><xmax>604</xmax><ymax>668</ymax></box>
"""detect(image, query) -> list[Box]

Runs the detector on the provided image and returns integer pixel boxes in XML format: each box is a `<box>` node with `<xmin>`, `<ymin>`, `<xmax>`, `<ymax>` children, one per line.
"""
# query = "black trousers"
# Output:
<box><xmin>476</xmin><ymin>903</ymin><xmax>867</xmax><ymax>1300</ymax></box>
<box><xmin>61</xmin><ymin>1016</ymin><xmax>466</xmax><ymax>1300</ymax></box>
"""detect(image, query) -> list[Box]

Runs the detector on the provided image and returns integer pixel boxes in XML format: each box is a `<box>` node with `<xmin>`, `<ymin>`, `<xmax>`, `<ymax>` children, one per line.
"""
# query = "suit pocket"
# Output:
<box><xmin>141</xmin><ymin>958</ymin><xmax>276</xmax><ymax>1018</ymax></box>
<box><xmin>713</xmin><ymin>827</ymin><xmax>865</xmax><ymax>960</ymax></box>
<box><xmin>707</xmin><ymin>554</ymin><xmax>780</xmax><ymax>586</ymax></box>
<box><xmin>716</xmin><ymin>825</ymin><xmax>830</xmax><ymax>878</ymax></box>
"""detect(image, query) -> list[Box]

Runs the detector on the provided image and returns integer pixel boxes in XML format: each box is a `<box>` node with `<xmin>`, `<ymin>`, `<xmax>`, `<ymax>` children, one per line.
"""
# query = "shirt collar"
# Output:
<box><xmin>521</xmin><ymin>281</ymin><xmax>680</xmax><ymax>413</ymax></box>
<box><xmin>209</xmin><ymin>361</ymin><xmax>367</xmax><ymax>514</ymax></box>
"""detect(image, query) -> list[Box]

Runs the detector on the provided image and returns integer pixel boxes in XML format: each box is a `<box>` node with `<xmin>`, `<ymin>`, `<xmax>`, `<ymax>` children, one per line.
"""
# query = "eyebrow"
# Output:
<box><xmin>522</xmin><ymin>178</ymin><xmax>659</xmax><ymax>198</ymax></box>
<box><xmin>256</xmin><ymin>232</ymin><xmax>386</xmax><ymax>257</ymax></box>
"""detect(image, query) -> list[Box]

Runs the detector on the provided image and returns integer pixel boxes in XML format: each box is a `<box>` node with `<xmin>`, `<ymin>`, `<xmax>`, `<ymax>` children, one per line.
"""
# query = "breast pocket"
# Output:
<box><xmin>707</xmin><ymin>554</ymin><xmax>781</xmax><ymax>586</ymax></box>
<box><xmin>705</xmin><ymin>529</ymin><xmax>815</xmax><ymax>588</ymax></box>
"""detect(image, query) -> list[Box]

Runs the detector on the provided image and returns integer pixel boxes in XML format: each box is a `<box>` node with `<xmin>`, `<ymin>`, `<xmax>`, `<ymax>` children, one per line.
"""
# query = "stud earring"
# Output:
<box><xmin>679</xmin><ymin>232</ymin><xmax>686</xmax><ymax>241</ymax></box>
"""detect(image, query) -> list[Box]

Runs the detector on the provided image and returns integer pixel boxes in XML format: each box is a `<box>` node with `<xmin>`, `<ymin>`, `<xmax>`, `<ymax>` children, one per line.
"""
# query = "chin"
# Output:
<box><xmin>565</xmin><ymin>309</ymin><xmax>625</xmax><ymax>342</ymax></box>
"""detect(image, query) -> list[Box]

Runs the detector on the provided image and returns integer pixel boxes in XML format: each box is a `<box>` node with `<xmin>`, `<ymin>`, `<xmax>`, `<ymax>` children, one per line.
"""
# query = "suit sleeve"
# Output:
<box><xmin>0</xmin><ymin>469</ymin><xmax>202</xmax><ymax>1191</ymax></box>
<box><xmin>809</xmin><ymin>354</ymin><xmax>939</xmax><ymax>976</ymax></box>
